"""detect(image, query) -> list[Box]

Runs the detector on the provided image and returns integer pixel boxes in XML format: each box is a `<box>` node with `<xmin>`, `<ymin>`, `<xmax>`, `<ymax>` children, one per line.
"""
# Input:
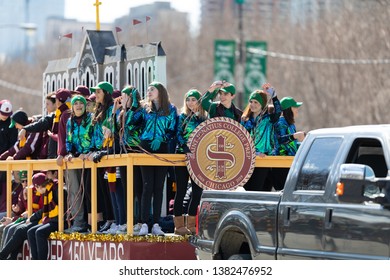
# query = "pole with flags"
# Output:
<box><xmin>132</xmin><ymin>19</ymin><xmax>142</xmax><ymax>44</ymax></box>
<box><xmin>132</xmin><ymin>19</ymin><xmax>142</xmax><ymax>25</ymax></box>
<box><xmin>145</xmin><ymin>16</ymin><xmax>151</xmax><ymax>42</ymax></box>
<box><xmin>59</xmin><ymin>33</ymin><xmax>73</xmax><ymax>56</ymax></box>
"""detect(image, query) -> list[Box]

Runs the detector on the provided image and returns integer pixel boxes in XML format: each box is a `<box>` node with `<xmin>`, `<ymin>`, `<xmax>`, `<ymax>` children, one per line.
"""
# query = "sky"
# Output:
<box><xmin>65</xmin><ymin>0</ymin><xmax>200</xmax><ymax>30</ymax></box>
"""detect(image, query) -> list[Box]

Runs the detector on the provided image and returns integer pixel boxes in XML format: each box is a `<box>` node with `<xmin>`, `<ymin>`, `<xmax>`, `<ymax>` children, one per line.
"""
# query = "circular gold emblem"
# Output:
<box><xmin>186</xmin><ymin>117</ymin><xmax>255</xmax><ymax>190</ymax></box>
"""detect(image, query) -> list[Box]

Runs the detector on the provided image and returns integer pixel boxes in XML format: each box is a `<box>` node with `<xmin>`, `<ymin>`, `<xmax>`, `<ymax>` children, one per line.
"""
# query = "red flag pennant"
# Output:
<box><xmin>115</xmin><ymin>26</ymin><xmax>122</xmax><ymax>32</ymax></box>
<box><xmin>63</xmin><ymin>33</ymin><xmax>73</xmax><ymax>39</ymax></box>
<box><xmin>146</xmin><ymin>16</ymin><xmax>151</xmax><ymax>22</ymax></box>
<box><xmin>132</xmin><ymin>19</ymin><xmax>142</xmax><ymax>25</ymax></box>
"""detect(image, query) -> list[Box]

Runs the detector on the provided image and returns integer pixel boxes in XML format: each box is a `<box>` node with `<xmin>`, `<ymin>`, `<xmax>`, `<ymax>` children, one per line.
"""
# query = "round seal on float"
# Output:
<box><xmin>186</xmin><ymin>117</ymin><xmax>255</xmax><ymax>191</ymax></box>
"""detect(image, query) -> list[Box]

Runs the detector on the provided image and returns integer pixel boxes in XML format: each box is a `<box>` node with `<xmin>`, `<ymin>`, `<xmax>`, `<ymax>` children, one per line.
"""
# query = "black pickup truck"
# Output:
<box><xmin>193</xmin><ymin>125</ymin><xmax>390</xmax><ymax>260</ymax></box>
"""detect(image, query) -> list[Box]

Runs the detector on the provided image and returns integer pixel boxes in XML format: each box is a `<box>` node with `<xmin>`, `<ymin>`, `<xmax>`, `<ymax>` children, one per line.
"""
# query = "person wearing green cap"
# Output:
<box><xmin>270</xmin><ymin>97</ymin><xmax>306</xmax><ymax>190</ymax></box>
<box><xmin>201</xmin><ymin>81</ymin><xmax>242</xmax><ymax>121</ymax></box>
<box><xmin>276</xmin><ymin>96</ymin><xmax>305</xmax><ymax>156</ymax></box>
<box><xmin>113</xmin><ymin>85</ymin><xmax>144</xmax><ymax>234</ymax></box>
<box><xmin>129</xmin><ymin>81</ymin><xmax>178</xmax><ymax>236</ymax></box>
<box><xmin>63</xmin><ymin>95</ymin><xmax>92</xmax><ymax>233</ymax></box>
<box><xmin>173</xmin><ymin>89</ymin><xmax>208</xmax><ymax>235</ymax></box>
<box><xmin>241</xmin><ymin>83</ymin><xmax>282</xmax><ymax>191</ymax></box>
<box><xmin>87</xmin><ymin>81</ymin><xmax>116</xmax><ymax>233</ymax></box>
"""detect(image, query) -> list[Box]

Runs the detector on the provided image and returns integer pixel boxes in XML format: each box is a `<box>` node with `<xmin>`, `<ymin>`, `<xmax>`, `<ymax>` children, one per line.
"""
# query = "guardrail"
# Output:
<box><xmin>0</xmin><ymin>154</ymin><xmax>293</xmax><ymax>234</ymax></box>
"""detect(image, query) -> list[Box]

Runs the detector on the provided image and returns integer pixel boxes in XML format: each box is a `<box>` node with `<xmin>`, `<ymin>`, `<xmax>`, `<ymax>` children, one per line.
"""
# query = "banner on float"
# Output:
<box><xmin>16</xmin><ymin>239</ymin><xmax>196</xmax><ymax>260</ymax></box>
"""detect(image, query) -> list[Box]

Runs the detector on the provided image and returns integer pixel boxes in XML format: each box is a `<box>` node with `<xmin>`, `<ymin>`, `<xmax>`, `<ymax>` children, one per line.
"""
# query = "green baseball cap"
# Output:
<box><xmin>90</xmin><ymin>81</ymin><xmax>114</xmax><ymax>94</ymax></box>
<box><xmin>280</xmin><ymin>97</ymin><xmax>303</xmax><ymax>110</ymax></box>
<box><xmin>219</xmin><ymin>84</ymin><xmax>236</xmax><ymax>95</ymax></box>
<box><xmin>121</xmin><ymin>86</ymin><xmax>138</xmax><ymax>96</ymax></box>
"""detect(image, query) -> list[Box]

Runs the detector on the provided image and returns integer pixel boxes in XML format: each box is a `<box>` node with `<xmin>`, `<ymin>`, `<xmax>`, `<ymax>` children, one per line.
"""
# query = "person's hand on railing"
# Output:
<box><xmin>56</xmin><ymin>155</ymin><xmax>64</xmax><ymax>166</ymax></box>
<box><xmin>92</xmin><ymin>150</ymin><xmax>108</xmax><ymax>163</ymax></box>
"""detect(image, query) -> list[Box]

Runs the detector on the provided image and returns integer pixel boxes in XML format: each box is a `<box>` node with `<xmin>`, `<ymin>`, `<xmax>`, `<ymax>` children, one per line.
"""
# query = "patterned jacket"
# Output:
<box><xmin>176</xmin><ymin>113</ymin><xmax>205</xmax><ymax>153</ymax></box>
<box><xmin>134</xmin><ymin>104</ymin><xmax>178</xmax><ymax>143</ymax></box>
<box><xmin>118</xmin><ymin>108</ymin><xmax>143</xmax><ymax>148</ymax></box>
<box><xmin>275</xmin><ymin>116</ymin><xmax>299</xmax><ymax>156</ymax></box>
<box><xmin>90</xmin><ymin>104</ymin><xmax>115</xmax><ymax>150</ymax></box>
<box><xmin>241</xmin><ymin>97</ymin><xmax>281</xmax><ymax>155</ymax></box>
<box><xmin>66</xmin><ymin>113</ymin><xmax>93</xmax><ymax>155</ymax></box>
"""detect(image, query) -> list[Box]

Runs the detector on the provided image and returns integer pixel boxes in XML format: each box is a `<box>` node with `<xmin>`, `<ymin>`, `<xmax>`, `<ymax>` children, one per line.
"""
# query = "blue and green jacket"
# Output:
<box><xmin>275</xmin><ymin>116</ymin><xmax>299</xmax><ymax>156</ymax></box>
<box><xmin>66</xmin><ymin>113</ymin><xmax>93</xmax><ymax>155</ymax></box>
<box><xmin>176</xmin><ymin>113</ymin><xmax>205</xmax><ymax>153</ymax></box>
<box><xmin>90</xmin><ymin>104</ymin><xmax>115</xmax><ymax>150</ymax></box>
<box><xmin>133</xmin><ymin>104</ymin><xmax>178</xmax><ymax>143</ymax></box>
<box><xmin>118</xmin><ymin>108</ymin><xmax>143</xmax><ymax>148</ymax></box>
<box><xmin>241</xmin><ymin>97</ymin><xmax>281</xmax><ymax>155</ymax></box>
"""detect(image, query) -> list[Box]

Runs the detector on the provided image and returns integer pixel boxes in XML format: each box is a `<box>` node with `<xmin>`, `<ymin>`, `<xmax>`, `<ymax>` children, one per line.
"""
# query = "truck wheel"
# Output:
<box><xmin>228</xmin><ymin>254</ymin><xmax>251</xmax><ymax>260</ymax></box>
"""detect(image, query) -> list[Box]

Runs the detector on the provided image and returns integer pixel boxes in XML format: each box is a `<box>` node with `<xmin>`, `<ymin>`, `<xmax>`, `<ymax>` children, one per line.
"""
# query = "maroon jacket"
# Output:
<box><xmin>0</xmin><ymin>128</ymin><xmax>44</xmax><ymax>160</ymax></box>
<box><xmin>57</xmin><ymin>106</ymin><xmax>71</xmax><ymax>157</ymax></box>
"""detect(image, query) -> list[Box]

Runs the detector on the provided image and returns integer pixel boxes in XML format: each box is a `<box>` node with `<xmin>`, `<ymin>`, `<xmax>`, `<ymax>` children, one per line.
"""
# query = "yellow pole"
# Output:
<box><xmin>58</xmin><ymin>167</ymin><xmax>64</xmax><ymax>232</ymax></box>
<box><xmin>94</xmin><ymin>0</ymin><xmax>101</xmax><ymax>31</ymax></box>
<box><xmin>91</xmin><ymin>163</ymin><xmax>97</xmax><ymax>233</ymax></box>
<box><xmin>6</xmin><ymin>165</ymin><xmax>12</xmax><ymax>217</ymax></box>
<box><xmin>126</xmin><ymin>155</ymin><xmax>134</xmax><ymax>234</ymax></box>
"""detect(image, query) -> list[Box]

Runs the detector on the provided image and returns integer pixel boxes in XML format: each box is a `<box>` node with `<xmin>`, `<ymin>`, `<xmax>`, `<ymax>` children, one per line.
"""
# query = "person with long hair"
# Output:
<box><xmin>103</xmin><ymin>85</ymin><xmax>144</xmax><ymax>234</ymax></box>
<box><xmin>87</xmin><ymin>81</ymin><xmax>115</xmax><ymax>232</ymax></box>
<box><xmin>173</xmin><ymin>89</ymin><xmax>207</xmax><ymax>235</ymax></box>
<box><xmin>63</xmin><ymin>95</ymin><xmax>92</xmax><ymax>233</ymax></box>
<box><xmin>131</xmin><ymin>81</ymin><xmax>177</xmax><ymax>235</ymax></box>
<box><xmin>271</xmin><ymin>97</ymin><xmax>306</xmax><ymax>190</ymax></box>
<box><xmin>241</xmin><ymin>83</ymin><xmax>281</xmax><ymax>191</ymax></box>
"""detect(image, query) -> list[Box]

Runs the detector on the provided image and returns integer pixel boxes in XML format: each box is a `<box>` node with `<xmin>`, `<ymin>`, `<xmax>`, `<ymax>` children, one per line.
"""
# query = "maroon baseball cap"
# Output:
<box><xmin>72</xmin><ymin>85</ymin><xmax>90</xmax><ymax>97</ymax></box>
<box><xmin>55</xmin><ymin>88</ymin><xmax>72</xmax><ymax>103</ymax></box>
<box><xmin>87</xmin><ymin>93</ymin><xmax>96</xmax><ymax>102</ymax></box>
<box><xmin>32</xmin><ymin>172</ymin><xmax>46</xmax><ymax>186</ymax></box>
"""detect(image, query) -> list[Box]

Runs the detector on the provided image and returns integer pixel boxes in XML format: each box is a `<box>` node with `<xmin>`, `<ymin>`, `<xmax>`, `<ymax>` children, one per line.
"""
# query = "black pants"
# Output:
<box><xmin>120</xmin><ymin>164</ymin><xmax>143</xmax><ymax>224</ymax></box>
<box><xmin>27</xmin><ymin>222</ymin><xmax>58</xmax><ymax>260</ymax></box>
<box><xmin>244</xmin><ymin>168</ymin><xmax>272</xmax><ymax>191</ymax></box>
<box><xmin>269</xmin><ymin>168</ymin><xmax>289</xmax><ymax>190</ymax></box>
<box><xmin>139</xmin><ymin>140</ymin><xmax>168</xmax><ymax>226</ymax></box>
<box><xmin>174</xmin><ymin>166</ymin><xmax>203</xmax><ymax>216</ymax></box>
<box><xmin>85</xmin><ymin>168</ymin><xmax>114</xmax><ymax>221</ymax></box>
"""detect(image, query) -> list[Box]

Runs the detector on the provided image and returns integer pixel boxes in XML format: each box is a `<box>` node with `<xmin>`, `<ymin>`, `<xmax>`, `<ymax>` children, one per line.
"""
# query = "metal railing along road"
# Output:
<box><xmin>0</xmin><ymin>154</ymin><xmax>293</xmax><ymax>234</ymax></box>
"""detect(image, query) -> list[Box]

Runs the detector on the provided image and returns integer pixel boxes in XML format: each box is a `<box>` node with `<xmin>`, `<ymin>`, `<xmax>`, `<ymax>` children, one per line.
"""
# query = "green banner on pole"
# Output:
<box><xmin>244</xmin><ymin>41</ymin><xmax>267</xmax><ymax>101</ymax></box>
<box><xmin>214</xmin><ymin>40</ymin><xmax>236</xmax><ymax>84</ymax></box>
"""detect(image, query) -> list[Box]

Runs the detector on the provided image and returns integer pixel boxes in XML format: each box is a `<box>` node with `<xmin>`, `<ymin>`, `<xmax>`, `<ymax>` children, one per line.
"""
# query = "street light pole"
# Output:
<box><xmin>235</xmin><ymin>0</ymin><xmax>245</xmax><ymax>109</ymax></box>
<box><xmin>0</xmin><ymin>23</ymin><xmax>37</xmax><ymax>62</ymax></box>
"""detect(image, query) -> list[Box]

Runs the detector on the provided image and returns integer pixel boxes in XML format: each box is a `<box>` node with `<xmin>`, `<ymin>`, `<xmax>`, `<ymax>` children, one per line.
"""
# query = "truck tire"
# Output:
<box><xmin>228</xmin><ymin>254</ymin><xmax>251</xmax><ymax>260</ymax></box>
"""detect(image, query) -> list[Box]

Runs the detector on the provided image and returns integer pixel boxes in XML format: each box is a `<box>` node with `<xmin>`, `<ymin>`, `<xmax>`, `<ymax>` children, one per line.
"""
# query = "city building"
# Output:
<box><xmin>0</xmin><ymin>0</ymin><xmax>64</xmax><ymax>61</ymax></box>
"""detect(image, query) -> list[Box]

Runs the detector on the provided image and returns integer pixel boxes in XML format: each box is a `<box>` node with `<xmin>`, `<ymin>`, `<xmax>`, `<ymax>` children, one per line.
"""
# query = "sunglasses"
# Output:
<box><xmin>22</xmin><ymin>180</ymin><xmax>27</xmax><ymax>183</ymax></box>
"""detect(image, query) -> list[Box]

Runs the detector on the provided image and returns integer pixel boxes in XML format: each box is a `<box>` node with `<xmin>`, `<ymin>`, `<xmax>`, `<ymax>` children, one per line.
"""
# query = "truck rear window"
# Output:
<box><xmin>295</xmin><ymin>137</ymin><xmax>343</xmax><ymax>191</ymax></box>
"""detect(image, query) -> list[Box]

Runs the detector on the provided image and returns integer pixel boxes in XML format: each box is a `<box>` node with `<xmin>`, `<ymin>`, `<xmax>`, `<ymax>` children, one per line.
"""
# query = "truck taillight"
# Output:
<box><xmin>336</xmin><ymin>182</ymin><xmax>344</xmax><ymax>195</ymax></box>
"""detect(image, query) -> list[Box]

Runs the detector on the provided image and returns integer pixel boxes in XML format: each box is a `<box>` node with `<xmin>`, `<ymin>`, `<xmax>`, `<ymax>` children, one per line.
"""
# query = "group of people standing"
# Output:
<box><xmin>0</xmin><ymin>79</ymin><xmax>305</xmax><ymax>259</ymax></box>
